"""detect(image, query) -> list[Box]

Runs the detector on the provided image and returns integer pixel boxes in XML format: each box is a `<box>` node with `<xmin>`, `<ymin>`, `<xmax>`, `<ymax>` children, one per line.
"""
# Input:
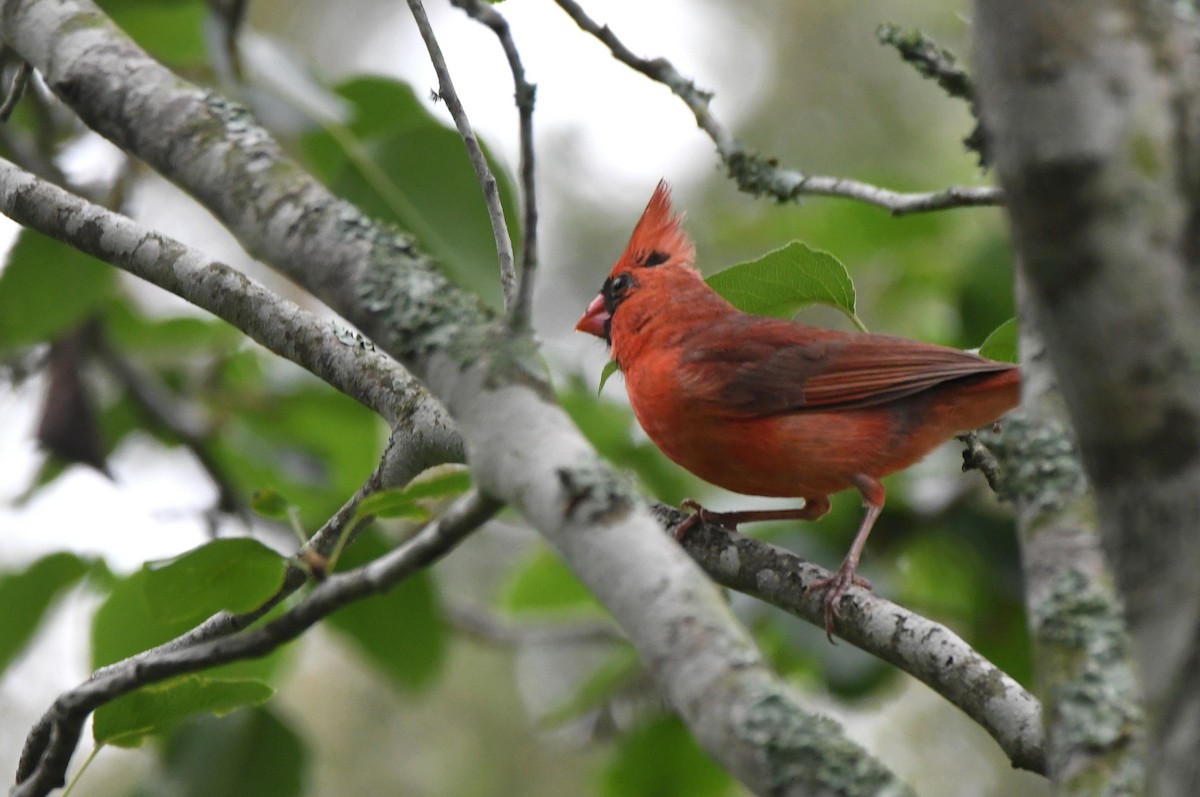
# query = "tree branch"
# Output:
<box><xmin>0</xmin><ymin>57</ymin><xmax>31</xmax><ymax>121</ymax></box>
<box><xmin>449</xmin><ymin>0</ymin><xmax>539</xmax><ymax>330</ymax></box>
<box><xmin>657</xmin><ymin>505</ymin><xmax>1047</xmax><ymax>774</ymax></box>
<box><xmin>975</xmin><ymin>2</ymin><xmax>1200</xmax><ymax>791</ymax></box>
<box><xmin>85</xmin><ymin>423</ymin><xmax>462</xmax><ymax>675</ymax></box>
<box><xmin>13</xmin><ymin>490</ymin><xmax>501</xmax><ymax>797</ymax></box>
<box><xmin>875</xmin><ymin>23</ymin><xmax>987</xmax><ymax>164</ymax></box>
<box><xmin>982</xmin><ymin>277</ymin><xmax>1144</xmax><ymax>790</ymax></box>
<box><xmin>552</xmin><ymin>0</ymin><xmax>1001</xmax><ymax>215</ymax></box>
<box><xmin>957</xmin><ymin>429</ymin><xmax>1004</xmax><ymax>495</ymax></box>
<box><xmin>0</xmin><ymin>155</ymin><xmax>455</xmax><ymax>437</ymax></box>
<box><xmin>405</xmin><ymin>0</ymin><xmax>517</xmax><ymax>311</ymax></box>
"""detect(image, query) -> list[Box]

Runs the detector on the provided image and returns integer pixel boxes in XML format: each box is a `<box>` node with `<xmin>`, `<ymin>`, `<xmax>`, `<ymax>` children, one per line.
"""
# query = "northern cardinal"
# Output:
<box><xmin>576</xmin><ymin>181</ymin><xmax>1019</xmax><ymax>638</ymax></box>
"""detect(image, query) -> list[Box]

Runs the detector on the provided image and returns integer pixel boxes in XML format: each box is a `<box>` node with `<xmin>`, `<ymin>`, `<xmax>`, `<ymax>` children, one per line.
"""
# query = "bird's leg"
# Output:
<box><xmin>675</xmin><ymin>496</ymin><xmax>832</xmax><ymax>541</ymax></box>
<box><xmin>805</xmin><ymin>475</ymin><xmax>885</xmax><ymax>642</ymax></box>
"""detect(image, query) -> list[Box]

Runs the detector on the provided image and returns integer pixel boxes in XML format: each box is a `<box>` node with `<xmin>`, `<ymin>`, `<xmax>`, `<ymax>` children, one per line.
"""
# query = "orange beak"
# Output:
<box><xmin>575</xmin><ymin>294</ymin><xmax>610</xmax><ymax>339</ymax></box>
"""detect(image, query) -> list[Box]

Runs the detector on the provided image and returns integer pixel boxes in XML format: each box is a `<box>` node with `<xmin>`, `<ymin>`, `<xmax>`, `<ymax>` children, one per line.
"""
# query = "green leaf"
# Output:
<box><xmin>142</xmin><ymin>539</ymin><xmax>288</xmax><ymax>626</ymax></box>
<box><xmin>352</xmin><ymin>468</ymin><xmax>471</xmax><ymax>524</ymax></box>
<box><xmin>541</xmin><ymin>644</ymin><xmax>639</xmax><ymax>727</ymax></box>
<box><xmin>251</xmin><ymin>489</ymin><xmax>293</xmax><ymax>521</ymax></box>
<box><xmin>502</xmin><ymin>547</ymin><xmax>599</xmax><ymax>616</ymax></box>
<box><xmin>978</xmin><ymin>317</ymin><xmax>1018</xmax><ymax>363</ymax></box>
<box><xmin>300</xmin><ymin>76</ymin><xmax>521</xmax><ymax>308</ymax></box>
<box><xmin>326</xmin><ymin>531</ymin><xmax>447</xmax><ymax>691</ymax></box>
<box><xmin>157</xmin><ymin>707</ymin><xmax>308</xmax><ymax>797</ymax></box>
<box><xmin>213</xmin><ymin>384</ymin><xmax>384</xmax><ymax>528</ymax></box>
<box><xmin>0</xmin><ymin>230</ymin><xmax>115</xmax><ymax>351</ymax></box>
<box><xmin>597</xmin><ymin>360</ymin><xmax>620</xmax><ymax>397</ymax></box>
<box><xmin>896</xmin><ymin>529</ymin><xmax>993</xmax><ymax>628</ymax></box>
<box><xmin>705</xmin><ymin>241</ymin><xmax>864</xmax><ymax>330</ymax></box>
<box><xmin>0</xmin><ymin>553</ymin><xmax>91</xmax><ymax>674</ymax></box>
<box><xmin>601</xmin><ymin>715</ymin><xmax>734</xmax><ymax>797</ymax></box>
<box><xmin>93</xmin><ymin>675</ymin><xmax>274</xmax><ymax>748</ymax></box>
<box><xmin>92</xmin><ymin>568</ymin><xmax>286</xmax><ymax>684</ymax></box>
<box><xmin>97</xmin><ymin>0</ymin><xmax>207</xmax><ymax>67</ymax></box>
<box><xmin>103</xmin><ymin>301</ymin><xmax>242</xmax><ymax>354</ymax></box>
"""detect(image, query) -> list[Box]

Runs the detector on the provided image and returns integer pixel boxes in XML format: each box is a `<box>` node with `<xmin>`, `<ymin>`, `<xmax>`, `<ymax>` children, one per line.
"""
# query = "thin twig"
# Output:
<box><xmin>958</xmin><ymin>429</ymin><xmax>1005</xmax><ymax>494</ymax></box>
<box><xmin>876</xmin><ymin>23</ymin><xmax>973</xmax><ymax>105</ymax></box>
<box><xmin>450</xmin><ymin>0</ymin><xmax>539</xmax><ymax>331</ymax></box>
<box><xmin>876</xmin><ymin>23</ymin><xmax>988</xmax><ymax>164</ymax></box>
<box><xmin>552</xmin><ymin>0</ymin><xmax>1002</xmax><ymax>215</ymax></box>
<box><xmin>406</xmin><ymin>0</ymin><xmax>518</xmax><ymax>309</ymax></box>
<box><xmin>0</xmin><ymin>60</ymin><xmax>32</xmax><ymax>122</ymax></box>
<box><xmin>88</xmin><ymin>425</ymin><xmax>459</xmax><ymax>680</ymax></box>
<box><xmin>212</xmin><ymin>0</ymin><xmax>249</xmax><ymax>80</ymax></box>
<box><xmin>14</xmin><ymin>490</ymin><xmax>502</xmax><ymax>797</ymax></box>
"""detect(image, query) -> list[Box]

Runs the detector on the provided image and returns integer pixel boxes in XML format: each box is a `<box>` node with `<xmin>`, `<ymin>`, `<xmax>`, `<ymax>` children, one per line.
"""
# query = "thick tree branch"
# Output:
<box><xmin>552</xmin><ymin>0</ymin><xmax>1001</xmax><ymax>215</ymax></box>
<box><xmin>13</xmin><ymin>490</ymin><xmax>501</xmax><ymax>797</ymax></box>
<box><xmin>1</xmin><ymin>2</ymin><xmax>915</xmax><ymax>795</ymax></box>
<box><xmin>975</xmin><ymin>2</ymin><xmax>1200</xmax><ymax>792</ymax></box>
<box><xmin>406</xmin><ymin>0</ymin><xmax>517</xmax><ymax>312</ymax></box>
<box><xmin>449</xmin><ymin>0</ymin><xmax>539</xmax><ymax>330</ymax></box>
<box><xmin>0</xmin><ymin>156</ymin><xmax>456</xmax><ymax>438</ymax></box>
<box><xmin>984</xmin><ymin>285</ymin><xmax>1143</xmax><ymax>791</ymax></box>
<box><xmin>658</xmin><ymin>505</ymin><xmax>1046</xmax><ymax>774</ymax></box>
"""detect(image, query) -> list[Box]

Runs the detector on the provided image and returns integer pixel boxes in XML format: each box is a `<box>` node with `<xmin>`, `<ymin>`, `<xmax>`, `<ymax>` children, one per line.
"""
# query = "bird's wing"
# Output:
<box><xmin>679</xmin><ymin>317</ymin><xmax>1013</xmax><ymax>417</ymax></box>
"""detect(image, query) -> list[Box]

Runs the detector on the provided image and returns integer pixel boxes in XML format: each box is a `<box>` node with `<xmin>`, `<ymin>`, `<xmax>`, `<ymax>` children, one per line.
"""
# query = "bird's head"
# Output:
<box><xmin>575</xmin><ymin>180</ymin><xmax>701</xmax><ymax>344</ymax></box>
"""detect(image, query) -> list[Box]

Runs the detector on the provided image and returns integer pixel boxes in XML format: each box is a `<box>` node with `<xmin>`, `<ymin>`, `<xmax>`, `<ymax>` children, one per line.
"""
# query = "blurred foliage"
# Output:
<box><xmin>299</xmin><ymin>77</ymin><xmax>521</xmax><ymax>309</ymax></box>
<box><xmin>0</xmin><ymin>232</ymin><xmax>116</xmax><ymax>352</ymax></box>
<box><xmin>0</xmin><ymin>553</ymin><xmax>96</xmax><ymax>674</ymax></box>
<box><xmin>600</xmin><ymin>714</ymin><xmax>736</xmax><ymax>797</ymax></box>
<box><xmin>97</xmin><ymin>0</ymin><xmax>208</xmax><ymax>68</ymax></box>
<box><xmin>502</xmin><ymin>545</ymin><xmax>601</xmax><ymax>617</ymax></box>
<box><xmin>133</xmin><ymin>707</ymin><xmax>308</xmax><ymax>797</ymax></box>
<box><xmin>326</xmin><ymin>530</ymin><xmax>448</xmax><ymax>692</ymax></box>
<box><xmin>0</xmin><ymin>0</ymin><xmax>1031</xmax><ymax>795</ymax></box>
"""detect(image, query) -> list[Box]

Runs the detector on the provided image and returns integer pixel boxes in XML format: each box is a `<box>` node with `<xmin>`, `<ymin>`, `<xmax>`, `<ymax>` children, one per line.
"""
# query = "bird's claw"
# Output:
<box><xmin>675</xmin><ymin>499</ymin><xmax>706</xmax><ymax>540</ymax></box>
<box><xmin>803</xmin><ymin>567</ymin><xmax>872</xmax><ymax>643</ymax></box>
<box><xmin>675</xmin><ymin>499</ymin><xmax>740</xmax><ymax>541</ymax></box>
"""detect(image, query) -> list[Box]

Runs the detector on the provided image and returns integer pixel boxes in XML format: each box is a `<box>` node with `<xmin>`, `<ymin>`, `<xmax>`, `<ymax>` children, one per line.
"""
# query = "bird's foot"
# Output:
<box><xmin>803</xmin><ymin>565</ymin><xmax>873</xmax><ymax>643</ymax></box>
<box><xmin>675</xmin><ymin>499</ymin><xmax>738</xmax><ymax>541</ymax></box>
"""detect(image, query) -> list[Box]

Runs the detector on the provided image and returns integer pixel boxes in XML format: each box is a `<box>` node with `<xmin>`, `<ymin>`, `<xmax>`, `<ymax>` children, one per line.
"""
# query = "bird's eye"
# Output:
<box><xmin>603</xmin><ymin>272</ymin><xmax>634</xmax><ymax>314</ymax></box>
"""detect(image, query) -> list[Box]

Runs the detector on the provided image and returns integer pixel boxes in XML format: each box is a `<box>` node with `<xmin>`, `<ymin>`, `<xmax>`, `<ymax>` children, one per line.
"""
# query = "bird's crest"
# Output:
<box><xmin>618</xmin><ymin>180</ymin><xmax>697</xmax><ymax>273</ymax></box>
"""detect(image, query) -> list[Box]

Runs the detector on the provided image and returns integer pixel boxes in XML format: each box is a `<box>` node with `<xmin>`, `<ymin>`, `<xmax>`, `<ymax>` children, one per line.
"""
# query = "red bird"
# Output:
<box><xmin>576</xmin><ymin>181</ymin><xmax>1019</xmax><ymax>637</ymax></box>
